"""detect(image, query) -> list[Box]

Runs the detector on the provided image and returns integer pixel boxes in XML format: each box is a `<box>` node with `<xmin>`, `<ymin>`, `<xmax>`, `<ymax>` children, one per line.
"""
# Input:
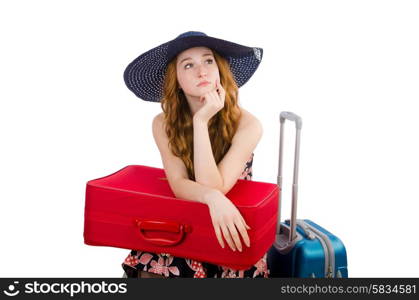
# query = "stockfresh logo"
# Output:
<box><xmin>2</xmin><ymin>280</ymin><xmax>127</xmax><ymax>297</ymax></box>
<box><xmin>3</xmin><ymin>281</ymin><xmax>20</xmax><ymax>297</ymax></box>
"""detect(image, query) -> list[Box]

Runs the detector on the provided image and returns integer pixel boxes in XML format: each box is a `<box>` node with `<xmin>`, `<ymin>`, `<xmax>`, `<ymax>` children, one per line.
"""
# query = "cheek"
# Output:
<box><xmin>177</xmin><ymin>72</ymin><xmax>194</xmax><ymax>90</ymax></box>
<box><xmin>176</xmin><ymin>69</ymin><xmax>183</xmax><ymax>85</ymax></box>
<box><xmin>210</xmin><ymin>65</ymin><xmax>220</xmax><ymax>78</ymax></box>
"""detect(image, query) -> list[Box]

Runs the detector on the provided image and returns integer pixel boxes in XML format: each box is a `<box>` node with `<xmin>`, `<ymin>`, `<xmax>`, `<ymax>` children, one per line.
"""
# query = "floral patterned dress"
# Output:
<box><xmin>122</xmin><ymin>153</ymin><xmax>269</xmax><ymax>278</ymax></box>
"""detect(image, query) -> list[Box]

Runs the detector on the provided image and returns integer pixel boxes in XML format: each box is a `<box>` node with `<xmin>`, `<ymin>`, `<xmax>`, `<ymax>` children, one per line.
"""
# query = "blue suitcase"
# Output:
<box><xmin>267</xmin><ymin>112</ymin><xmax>348</xmax><ymax>278</ymax></box>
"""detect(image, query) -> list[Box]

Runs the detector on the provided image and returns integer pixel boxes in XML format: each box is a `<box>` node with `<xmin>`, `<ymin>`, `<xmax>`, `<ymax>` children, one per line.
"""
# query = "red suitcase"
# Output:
<box><xmin>84</xmin><ymin>165</ymin><xmax>279</xmax><ymax>270</ymax></box>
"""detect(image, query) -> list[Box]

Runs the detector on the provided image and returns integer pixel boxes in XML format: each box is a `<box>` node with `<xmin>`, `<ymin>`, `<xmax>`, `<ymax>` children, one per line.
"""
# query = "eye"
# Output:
<box><xmin>184</xmin><ymin>63</ymin><xmax>192</xmax><ymax>69</ymax></box>
<box><xmin>206</xmin><ymin>58</ymin><xmax>214</xmax><ymax>64</ymax></box>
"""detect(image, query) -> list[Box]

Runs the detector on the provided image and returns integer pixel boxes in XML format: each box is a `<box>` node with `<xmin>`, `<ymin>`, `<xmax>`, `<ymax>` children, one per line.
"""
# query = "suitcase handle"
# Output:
<box><xmin>134</xmin><ymin>219</ymin><xmax>192</xmax><ymax>247</ymax></box>
<box><xmin>278</xmin><ymin>111</ymin><xmax>302</xmax><ymax>243</ymax></box>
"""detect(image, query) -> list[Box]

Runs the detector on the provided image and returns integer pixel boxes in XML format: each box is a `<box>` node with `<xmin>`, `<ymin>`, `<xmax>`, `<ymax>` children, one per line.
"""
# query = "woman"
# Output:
<box><xmin>121</xmin><ymin>31</ymin><xmax>268</xmax><ymax>278</ymax></box>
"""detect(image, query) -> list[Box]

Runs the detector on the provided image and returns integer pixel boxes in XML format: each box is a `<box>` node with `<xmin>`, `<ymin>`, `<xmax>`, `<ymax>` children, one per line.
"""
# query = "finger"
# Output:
<box><xmin>217</xmin><ymin>79</ymin><xmax>225</xmax><ymax>101</ymax></box>
<box><xmin>236</xmin><ymin>218</ymin><xmax>251</xmax><ymax>248</ymax></box>
<box><xmin>220</xmin><ymin>90</ymin><xmax>225</xmax><ymax>105</ymax></box>
<box><xmin>214</xmin><ymin>91</ymin><xmax>223</xmax><ymax>104</ymax></box>
<box><xmin>220</xmin><ymin>85</ymin><xmax>225</xmax><ymax>98</ymax></box>
<box><xmin>240</xmin><ymin>216</ymin><xmax>251</xmax><ymax>230</ymax></box>
<box><xmin>227</xmin><ymin>222</ymin><xmax>243</xmax><ymax>252</ymax></box>
<box><xmin>213</xmin><ymin>224</ymin><xmax>225</xmax><ymax>249</ymax></box>
<box><xmin>208</xmin><ymin>91</ymin><xmax>222</xmax><ymax>106</ymax></box>
<box><xmin>216</xmin><ymin>79</ymin><xmax>221</xmax><ymax>95</ymax></box>
<box><xmin>221</xmin><ymin>224</ymin><xmax>236</xmax><ymax>251</ymax></box>
<box><xmin>210</xmin><ymin>89</ymin><xmax>222</xmax><ymax>105</ymax></box>
<box><xmin>208</xmin><ymin>90</ymin><xmax>217</xmax><ymax>100</ymax></box>
<box><xmin>217</xmin><ymin>78</ymin><xmax>224</xmax><ymax>91</ymax></box>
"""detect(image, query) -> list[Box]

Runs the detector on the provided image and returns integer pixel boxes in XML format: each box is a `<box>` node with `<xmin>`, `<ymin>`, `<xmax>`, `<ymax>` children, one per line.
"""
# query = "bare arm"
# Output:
<box><xmin>193</xmin><ymin>111</ymin><xmax>263</xmax><ymax>195</ymax></box>
<box><xmin>152</xmin><ymin>113</ymin><xmax>218</xmax><ymax>204</ymax></box>
<box><xmin>170</xmin><ymin>177</ymin><xmax>222</xmax><ymax>205</ymax></box>
<box><xmin>192</xmin><ymin>117</ymin><xmax>224</xmax><ymax>192</ymax></box>
<box><xmin>191</xmin><ymin>80</ymin><xmax>262</xmax><ymax>195</ymax></box>
<box><xmin>152</xmin><ymin>113</ymin><xmax>251</xmax><ymax>251</ymax></box>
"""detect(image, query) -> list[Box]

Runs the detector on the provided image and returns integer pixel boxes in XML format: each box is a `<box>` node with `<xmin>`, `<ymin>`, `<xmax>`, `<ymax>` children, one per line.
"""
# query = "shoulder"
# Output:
<box><xmin>153</xmin><ymin>112</ymin><xmax>164</xmax><ymax>124</ymax></box>
<box><xmin>152</xmin><ymin>112</ymin><xmax>167</xmax><ymax>142</ymax></box>
<box><xmin>230</xmin><ymin>108</ymin><xmax>263</xmax><ymax>146</ymax></box>
<box><xmin>152</xmin><ymin>112</ymin><xmax>165</xmax><ymax>130</ymax></box>
<box><xmin>237</xmin><ymin>108</ymin><xmax>263</xmax><ymax>135</ymax></box>
<box><xmin>151</xmin><ymin>113</ymin><xmax>190</xmax><ymax>186</ymax></box>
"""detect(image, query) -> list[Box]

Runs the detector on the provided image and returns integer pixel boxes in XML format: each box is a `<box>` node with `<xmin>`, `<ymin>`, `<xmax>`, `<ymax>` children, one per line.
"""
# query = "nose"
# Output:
<box><xmin>196</xmin><ymin>64</ymin><xmax>207</xmax><ymax>77</ymax></box>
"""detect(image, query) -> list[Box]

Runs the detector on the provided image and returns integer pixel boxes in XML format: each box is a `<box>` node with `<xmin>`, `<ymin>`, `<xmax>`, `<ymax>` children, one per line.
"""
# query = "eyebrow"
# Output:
<box><xmin>178</xmin><ymin>53</ymin><xmax>214</xmax><ymax>65</ymax></box>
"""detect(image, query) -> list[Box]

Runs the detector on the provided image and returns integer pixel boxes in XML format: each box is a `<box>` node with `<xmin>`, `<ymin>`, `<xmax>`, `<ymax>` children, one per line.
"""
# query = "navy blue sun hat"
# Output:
<box><xmin>124</xmin><ymin>31</ymin><xmax>263</xmax><ymax>102</ymax></box>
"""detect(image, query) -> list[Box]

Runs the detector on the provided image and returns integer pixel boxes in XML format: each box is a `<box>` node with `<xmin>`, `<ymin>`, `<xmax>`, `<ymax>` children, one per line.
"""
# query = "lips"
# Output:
<box><xmin>197</xmin><ymin>81</ymin><xmax>210</xmax><ymax>87</ymax></box>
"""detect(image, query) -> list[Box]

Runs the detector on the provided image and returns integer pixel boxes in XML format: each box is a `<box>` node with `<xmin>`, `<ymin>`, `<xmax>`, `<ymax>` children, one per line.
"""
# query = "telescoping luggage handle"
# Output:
<box><xmin>277</xmin><ymin>111</ymin><xmax>302</xmax><ymax>243</ymax></box>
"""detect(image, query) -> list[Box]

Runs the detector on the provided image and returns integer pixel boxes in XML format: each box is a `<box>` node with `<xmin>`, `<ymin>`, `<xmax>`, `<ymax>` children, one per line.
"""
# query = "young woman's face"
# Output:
<box><xmin>176</xmin><ymin>46</ymin><xmax>220</xmax><ymax>98</ymax></box>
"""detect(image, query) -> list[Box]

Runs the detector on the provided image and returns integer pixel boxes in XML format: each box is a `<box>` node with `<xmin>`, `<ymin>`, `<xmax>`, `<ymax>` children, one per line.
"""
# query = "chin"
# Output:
<box><xmin>196</xmin><ymin>88</ymin><xmax>211</xmax><ymax>95</ymax></box>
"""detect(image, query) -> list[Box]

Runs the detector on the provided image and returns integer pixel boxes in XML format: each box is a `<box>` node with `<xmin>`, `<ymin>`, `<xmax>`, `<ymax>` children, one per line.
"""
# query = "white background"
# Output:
<box><xmin>1</xmin><ymin>0</ymin><xmax>418</xmax><ymax>277</ymax></box>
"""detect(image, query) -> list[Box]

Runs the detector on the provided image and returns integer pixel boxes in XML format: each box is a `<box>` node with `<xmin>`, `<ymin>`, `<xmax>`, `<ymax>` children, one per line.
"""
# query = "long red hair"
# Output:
<box><xmin>160</xmin><ymin>50</ymin><xmax>242</xmax><ymax>180</ymax></box>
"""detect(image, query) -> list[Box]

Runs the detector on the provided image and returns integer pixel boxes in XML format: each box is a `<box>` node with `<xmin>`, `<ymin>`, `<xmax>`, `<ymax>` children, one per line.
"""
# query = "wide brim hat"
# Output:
<box><xmin>124</xmin><ymin>31</ymin><xmax>263</xmax><ymax>102</ymax></box>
